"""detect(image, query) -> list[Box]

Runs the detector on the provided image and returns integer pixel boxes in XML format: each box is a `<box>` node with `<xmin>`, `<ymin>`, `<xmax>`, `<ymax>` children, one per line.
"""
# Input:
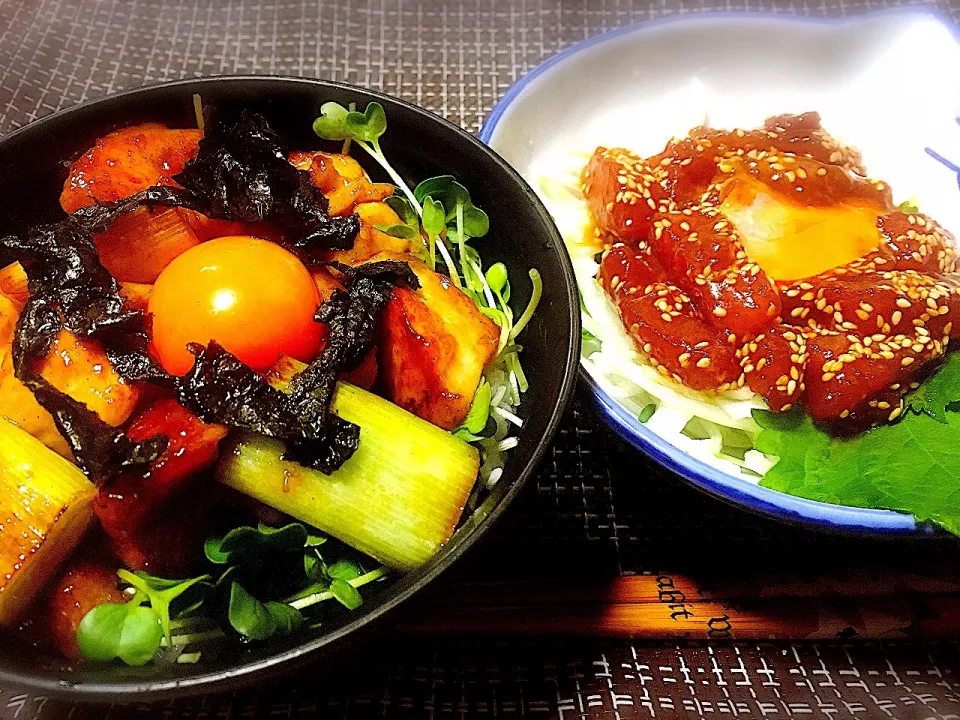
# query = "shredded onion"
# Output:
<box><xmin>537</xmin><ymin>151</ymin><xmax>778</xmax><ymax>481</ymax></box>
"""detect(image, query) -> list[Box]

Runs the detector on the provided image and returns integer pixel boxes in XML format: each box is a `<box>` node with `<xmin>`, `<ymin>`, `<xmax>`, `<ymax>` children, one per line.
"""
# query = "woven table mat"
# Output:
<box><xmin>3</xmin><ymin>0</ymin><xmax>960</xmax><ymax>717</ymax></box>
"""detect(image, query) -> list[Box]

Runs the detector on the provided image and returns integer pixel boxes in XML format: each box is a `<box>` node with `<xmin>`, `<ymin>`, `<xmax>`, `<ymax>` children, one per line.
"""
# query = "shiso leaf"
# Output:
<box><xmin>903</xmin><ymin>352</ymin><xmax>960</xmax><ymax>424</ymax></box>
<box><xmin>756</xmin><ymin>360</ymin><xmax>960</xmax><ymax>535</ymax></box>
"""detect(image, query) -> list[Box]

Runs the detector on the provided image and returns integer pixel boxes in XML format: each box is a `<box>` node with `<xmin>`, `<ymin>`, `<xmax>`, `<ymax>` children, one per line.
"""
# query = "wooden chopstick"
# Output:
<box><xmin>423</xmin><ymin>572</ymin><xmax>960</xmax><ymax>605</ymax></box>
<box><xmin>397</xmin><ymin>574</ymin><xmax>960</xmax><ymax>639</ymax></box>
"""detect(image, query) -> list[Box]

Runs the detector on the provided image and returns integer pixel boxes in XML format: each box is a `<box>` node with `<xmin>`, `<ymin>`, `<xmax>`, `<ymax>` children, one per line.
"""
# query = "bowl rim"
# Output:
<box><xmin>0</xmin><ymin>75</ymin><xmax>581</xmax><ymax>700</ymax></box>
<box><xmin>478</xmin><ymin>6</ymin><xmax>960</xmax><ymax>147</ymax></box>
<box><xmin>582</xmin><ymin>372</ymin><xmax>929</xmax><ymax>536</ymax></box>
<box><xmin>477</xmin><ymin>7</ymin><xmax>960</xmax><ymax>537</ymax></box>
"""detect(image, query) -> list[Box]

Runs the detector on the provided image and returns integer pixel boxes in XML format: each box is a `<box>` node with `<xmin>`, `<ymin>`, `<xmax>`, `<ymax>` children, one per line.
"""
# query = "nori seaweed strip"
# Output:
<box><xmin>173</xmin><ymin>340</ymin><xmax>351</xmax><ymax>469</ymax></box>
<box><xmin>281</xmin><ymin>260</ymin><xmax>419</xmax><ymax>470</ymax></box>
<box><xmin>0</xmin><ymin>225</ymin><xmax>136</xmax><ymax>339</ymax></box>
<box><xmin>71</xmin><ymin>111</ymin><xmax>361</xmax><ymax>258</ymax></box>
<box><xmin>24</xmin><ymin>378</ymin><xmax>167</xmax><ymax>477</ymax></box>
<box><xmin>174</xmin><ymin>261</ymin><xmax>418</xmax><ymax>473</ymax></box>
<box><xmin>309</xmin><ymin>260</ymin><xmax>420</xmax><ymax>372</ymax></box>
<box><xmin>1</xmin><ymin>225</ymin><xmax>167</xmax><ymax>478</ymax></box>
<box><xmin>70</xmin><ymin>186</ymin><xmax>201</xmax><ymax>234</ymax></box>
<box><xmin>175</xmin><ymin>341</ymin><xmax>307</xmax><ymax>440</ymax></box>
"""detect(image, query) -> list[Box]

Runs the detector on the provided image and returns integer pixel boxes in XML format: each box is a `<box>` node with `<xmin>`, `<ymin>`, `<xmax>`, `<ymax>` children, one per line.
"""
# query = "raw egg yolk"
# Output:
<box><xmin>148</xmin><ymin>236</ymin><xmax>323</xmax><ymax>375</ymax></box>
<box><xmin>721</xmin><ymin>176</ymin><xmax>883</xmax><ymax>282</ymax></box>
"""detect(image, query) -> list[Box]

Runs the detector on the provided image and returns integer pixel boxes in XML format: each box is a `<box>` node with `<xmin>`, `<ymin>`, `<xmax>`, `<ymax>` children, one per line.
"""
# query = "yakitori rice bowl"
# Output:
<box><xmin>0</xmin><ymin>77</ymin><xmax>578</xmax><ymax>699</ymax></box>
<box><xmin>538</xmin><ymin>111</ymin><xmax>960</xmax><ymax>535</ymax></box>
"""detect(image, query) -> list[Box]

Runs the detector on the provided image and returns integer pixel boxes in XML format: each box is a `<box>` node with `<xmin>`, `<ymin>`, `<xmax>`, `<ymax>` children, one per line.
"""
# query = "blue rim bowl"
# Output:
<box><xmin>477</xmin><ymin>8</ymin><xmax>960</xmax><ymax>537</ymax></box>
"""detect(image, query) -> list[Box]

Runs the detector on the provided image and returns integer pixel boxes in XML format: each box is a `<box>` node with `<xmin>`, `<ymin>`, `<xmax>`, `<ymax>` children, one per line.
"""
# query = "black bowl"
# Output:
<box><xmin>0</xmin><ymin>77</ymin><xmax>580</xmax><ymax>700</ymax></box>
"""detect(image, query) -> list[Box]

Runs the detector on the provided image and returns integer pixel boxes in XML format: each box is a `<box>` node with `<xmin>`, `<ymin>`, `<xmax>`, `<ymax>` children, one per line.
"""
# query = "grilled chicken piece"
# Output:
<box><xmin>289</xmin><ymin>150</ymin><xmax>394</xmax><ymax>216</ymax></box>
<box><xmin>292</xmin><ymin>150</ymin><xmax>415</xmax><ymax>263</ymax></box>
<box><xmin>106</xmin><ymin>490</ymin><xmax>235</xmax><ymax>577</ymax></box>
<box><xmin>44</xmin><ymin>544</ymin><xmax>126</xmax><ymax>659</ymax></box>
<box><xmin>96</xmin><ymin>399</ymin><xmax>228</xmax><ymax>575</ymax></box>
<box><xmin>0</xmin><ymin>293</ymin><xmax>72</xmax><ymax>457</ymax></box>
<box><xmin>35</xmin><ymin>329</ymin><xmax>141</xmax><ymax>428</ymax></box>
<box><xmin>322</xmin><ymin>201</ymin><xmax>414</xmax><ymax>265</ymax></box>
<box><xmin>371</xmin><ymin>252</ymin><xmax>500</xmax><ymax>429</ymax></box>
<box><xmin>1</xmin><ymin>297</ymin><xmax>139</xmax><ymax>451</ymax></box>
<box><xmin>0</xmin><ymin>262</ymin><xmax>28</xmax><ymax>309</ymax></box>
<box><xmin>60</xmin><ymin>123</ymin><xmax>201</xmax><ymax>213</ymax></box>
<box><xmin>95</xmin><ymin>399</ymin><xmax>228</xmax><ymax>540</ymax></box>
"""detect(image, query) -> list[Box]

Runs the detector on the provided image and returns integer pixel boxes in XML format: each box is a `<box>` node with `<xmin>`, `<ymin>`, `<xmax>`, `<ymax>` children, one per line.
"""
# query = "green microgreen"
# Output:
<box><xmin>76</xmin><ymin>569</ymin><xmax>209</xmax><ymax>666</ymax></box>
<box><xmin>206</xmin><ymin>522</ymin><xmax>310</xmax><ymax>564</ymax></box>
<box><xmin>118</xmin><ymin>570</ymin><xmax>210</xmax><ymax>644</ymax></box>
<box><xmin>453</xmin><ymin>379</ymin><xmax>492</xmax><ymax>441</ymax></box>
<box><xmin>79</xmin><ymin>522</ymin><xmax>382</xmax><ymax>665</ymax></box>
<box><xmin>327</xmin><ymin>560</ymin><xmax>362</xmax><ymax>581</ymax></box>
<box><xmin>376</xmin><ymin>195</ymin><xmax>421</xmax><ymax>241</ymax></box>
<box><xmin>77</xmin><ymin>603</ymin><xmax>164</xmax><ymax>667</ymax></box>
<box><xmin>329</xmin><ymin>579</ymin><xmax>363</xmax><ymax>610</ymax></box>
<box><xmin>421</xmin><ymin>196</ymin><xmax>453</xmax><ymax>278</ymax></box>
<box><xmin>313</xmin><ymin>101</ymin><xmax>420</xmax><ymax>212</ymax></box>
<box><xmin>227</xmin><ymin>583</ymin><xmax>304</xmax><ymax>641</ymax></box>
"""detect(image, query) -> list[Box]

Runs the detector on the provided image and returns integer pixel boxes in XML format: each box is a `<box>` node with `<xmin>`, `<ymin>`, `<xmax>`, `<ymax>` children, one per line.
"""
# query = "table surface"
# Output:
<box><xmin>3</xmin><ymin>0</ymin><xmax>960</xmax><ymax>717</ymax></box>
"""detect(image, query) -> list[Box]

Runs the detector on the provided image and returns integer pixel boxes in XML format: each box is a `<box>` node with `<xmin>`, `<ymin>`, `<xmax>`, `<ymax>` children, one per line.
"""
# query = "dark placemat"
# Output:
<box><xmin>2</xmin><ymin>0</ymin><xmax>960</xmax><ymax>717</ymax></box>
<box><xmin>6</xmin><ymin>641</ymin><xmax>960</xmax><ymax>719</ymax></box>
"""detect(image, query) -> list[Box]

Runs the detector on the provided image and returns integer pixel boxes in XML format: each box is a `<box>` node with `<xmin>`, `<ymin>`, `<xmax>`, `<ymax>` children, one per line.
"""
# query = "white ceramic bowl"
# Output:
<box><xmin>481</xmin><ymin>9</ymin><xmax>960</xmax><ymax>535</ymax></box>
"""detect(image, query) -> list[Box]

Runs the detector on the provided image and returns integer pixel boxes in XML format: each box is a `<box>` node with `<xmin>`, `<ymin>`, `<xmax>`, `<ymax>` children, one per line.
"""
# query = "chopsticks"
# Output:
<box><xmin>399</xmin><ymin>573</ymin><xmax>960</xmax><ymax>640</ymax></box>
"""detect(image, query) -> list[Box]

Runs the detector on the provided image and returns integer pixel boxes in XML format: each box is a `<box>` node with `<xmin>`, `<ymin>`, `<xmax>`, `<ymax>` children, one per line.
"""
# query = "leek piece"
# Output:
<box><xmin>0</xmin><ymin>293</ymin><xmax>73</xmax><ymax>458</ymax></box>
<box><xmin>0</xmin><ymin>419</ymin><xmax>97</xmax><ymax>624</ymax></box>
<box><xmin>94</xmin><ymin>207</ymin><xmax>199</xmax><ymax>284</ymax></box>
<box><xmin>217</xmin><ymin>382</ymin><xmax>480</xmax><ymax>571</ymax></box>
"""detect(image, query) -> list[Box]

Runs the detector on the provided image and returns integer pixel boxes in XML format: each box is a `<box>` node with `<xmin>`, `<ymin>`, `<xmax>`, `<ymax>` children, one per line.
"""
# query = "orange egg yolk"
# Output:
<box><xmin>148</xmin><ymin>236</ymin><xmax>323</xmax><ymax>375</ymax></box>
<box><xmin>721</xmin><ymin>176</ymin><xmax>883</xmax><ymax>282</ymax></box>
